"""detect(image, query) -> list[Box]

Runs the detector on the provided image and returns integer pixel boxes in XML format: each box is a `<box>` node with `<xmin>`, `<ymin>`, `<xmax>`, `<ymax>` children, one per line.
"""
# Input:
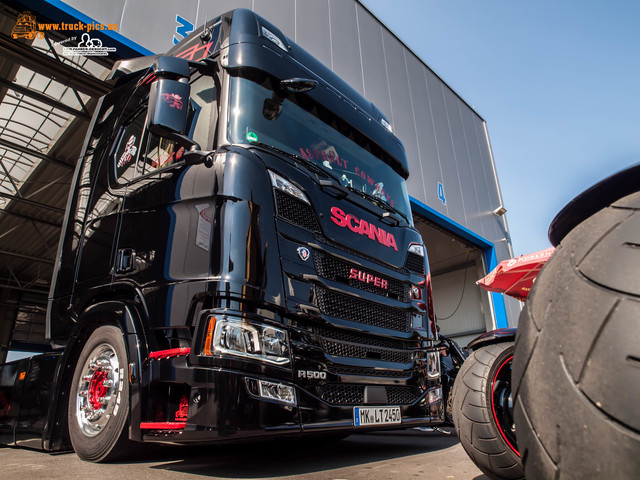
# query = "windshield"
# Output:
<box><xmin>228</xmin><ymin>72</ymin><xmax>411</xmax><ymax>220</ymax></box>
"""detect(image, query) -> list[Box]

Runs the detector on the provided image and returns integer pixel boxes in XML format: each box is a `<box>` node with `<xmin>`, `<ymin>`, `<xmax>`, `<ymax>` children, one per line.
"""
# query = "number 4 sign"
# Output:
<box><xmin>437</xmin><ymin>182</ymin><xmax>446</xmax><ymax>205</ymax></box>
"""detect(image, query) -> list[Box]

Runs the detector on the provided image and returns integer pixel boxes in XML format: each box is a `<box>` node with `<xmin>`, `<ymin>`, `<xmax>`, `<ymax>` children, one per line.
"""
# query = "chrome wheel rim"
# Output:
<box><xmin>75</xmin><ymin>343</ymin><xmax>123</xmax><ymax>437</ymax></box>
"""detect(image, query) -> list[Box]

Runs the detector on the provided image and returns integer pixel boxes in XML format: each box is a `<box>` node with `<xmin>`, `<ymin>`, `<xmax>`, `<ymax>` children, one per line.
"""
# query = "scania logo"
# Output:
<box><xmin>297</xmin><ymin>246</ymin><xmax>310</xmax><ymax>261</ymax></box>
<box><xmin>349</xmin><ymin>268</ymin><xmax>388</xmax><ymax>289</ymax></box>
<box><xmin>330</xmin><ymin>206</ymin><xmax>398</xmax><ymax>251</ymax></box>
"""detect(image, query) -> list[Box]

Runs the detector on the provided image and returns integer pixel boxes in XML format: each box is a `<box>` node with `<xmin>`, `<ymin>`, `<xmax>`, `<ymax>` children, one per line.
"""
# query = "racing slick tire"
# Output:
<box><xmin>68</xmin><ymin>325</ymin><xmax>133</xmax><ymax>462</ymax></box>
<box><xmin>452</xmin><ymin>342</ymin><xmax>523</xmax><ymax>480</ymax></box>
<box><xmin>513</xmin><ymin>190</ymin><xmax>640</xmax><ymax>479</ymax></box>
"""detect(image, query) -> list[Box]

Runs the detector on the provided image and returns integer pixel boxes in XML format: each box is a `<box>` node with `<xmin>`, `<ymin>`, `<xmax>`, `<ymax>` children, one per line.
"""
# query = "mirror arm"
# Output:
<box><xmin>147</xmin><ymin>125</ymin><xmax>214</xmax><ymax>168</ymax></box>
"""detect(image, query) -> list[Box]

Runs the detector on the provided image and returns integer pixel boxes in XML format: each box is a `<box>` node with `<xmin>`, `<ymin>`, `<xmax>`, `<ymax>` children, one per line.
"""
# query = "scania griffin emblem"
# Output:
<box><xmin>297</xmin><ymin>246</ymin><xmax>310</xmax><ymax>261</ymax></box>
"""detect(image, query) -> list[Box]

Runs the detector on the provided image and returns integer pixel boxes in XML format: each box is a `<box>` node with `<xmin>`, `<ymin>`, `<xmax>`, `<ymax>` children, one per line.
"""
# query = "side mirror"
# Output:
<box><xmin>147</xmin><ymin>56</ymin><xmax>200</xmax><ymax>151</ymax></box>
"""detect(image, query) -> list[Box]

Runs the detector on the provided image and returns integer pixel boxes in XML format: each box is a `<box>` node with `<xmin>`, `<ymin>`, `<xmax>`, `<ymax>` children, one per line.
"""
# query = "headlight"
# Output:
<box><xmin>269</xmin><ymin>171</ymin><xmax>310</xmax><ymax>204</ymax></box>
<box><xmin>202</xmin><ymin>316</ymin><xmax>290</xmax><ymax>365</ymax></box>
<box><xmin>408</xmin><ymin>243</ymin><xmax>425</xmax><ymax>257</ymax></box>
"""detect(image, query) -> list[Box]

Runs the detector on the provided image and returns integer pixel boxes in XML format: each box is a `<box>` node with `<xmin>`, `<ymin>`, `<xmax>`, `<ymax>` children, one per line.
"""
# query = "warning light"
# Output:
<box><xmin>18</xmin><ymin>371</ymin><xmax>26</xmax><ymax>380</ymax></box>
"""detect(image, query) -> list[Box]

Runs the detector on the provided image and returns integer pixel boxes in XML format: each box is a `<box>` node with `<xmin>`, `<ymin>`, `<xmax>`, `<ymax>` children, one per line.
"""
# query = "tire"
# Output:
<box><xmin>452</xmin><ymin>342</ymin><xmax>523</xmax><ymax>480</ymax></box>
<box><xmin>68</xmin><ymin>325</ymin><xmax>132</xmax><ymax>462</ymax></box>
<box><xmin>513</xmin><ymin>190</ymin><xmax>640</xmax><ymax>480</ymax></box>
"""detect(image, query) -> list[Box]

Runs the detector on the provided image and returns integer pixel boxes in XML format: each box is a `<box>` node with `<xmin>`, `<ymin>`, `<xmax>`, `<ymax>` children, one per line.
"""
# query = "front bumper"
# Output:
<box><xmin>134</xmin><ymin>356</ymin><xmax>444</xmax><ymax>444</ymax></box>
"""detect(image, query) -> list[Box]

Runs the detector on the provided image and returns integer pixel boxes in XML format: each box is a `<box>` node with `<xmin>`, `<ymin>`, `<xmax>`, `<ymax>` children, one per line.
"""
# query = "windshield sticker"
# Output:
<box><xmin>299</xmin><ymin>141</ymin><xmax>348</xmax><ymax>169</ymax></box>
<box><xmin>246</xmin><ymin>131</ymin><xmax>258</xmax><ymax>142</ymax></box>
<box><xmin>118</xmin><ymin>135</ymin><xmax>137</xmax><ymax>168</ymax></box>
<box><xmin>298</xmin><ymin>142</ymin><xmax>396</xmax><ymax>207</ymax></box>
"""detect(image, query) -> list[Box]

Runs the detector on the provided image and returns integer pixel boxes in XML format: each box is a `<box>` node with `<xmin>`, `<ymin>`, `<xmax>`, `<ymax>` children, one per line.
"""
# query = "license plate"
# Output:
<box><xmin>353</xmin><ymin>406</ymin><xmax>402</xmax><ymax>426</ymax></box>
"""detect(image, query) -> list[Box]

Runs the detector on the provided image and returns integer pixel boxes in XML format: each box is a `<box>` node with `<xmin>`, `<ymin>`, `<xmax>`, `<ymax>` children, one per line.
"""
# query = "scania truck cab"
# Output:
<box><xmin>1</xmin><ymin>9</ymin><xmax>442</xmax><ymax>461</ymax></box>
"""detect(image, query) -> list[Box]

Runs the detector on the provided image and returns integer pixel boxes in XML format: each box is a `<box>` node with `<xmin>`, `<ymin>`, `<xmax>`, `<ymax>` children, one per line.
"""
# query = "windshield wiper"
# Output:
<box><xmin>245</xmin><ymin>141</ymin><xmax>344</xmax><ymax>185</ymax></box>
<box><xmin>345</xmin><ymin>185</ymin><xmax>407</xmax><ymax>222</ymax></box>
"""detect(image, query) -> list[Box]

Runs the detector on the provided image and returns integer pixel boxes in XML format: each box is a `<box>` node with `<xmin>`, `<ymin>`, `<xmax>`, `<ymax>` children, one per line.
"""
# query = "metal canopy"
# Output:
<box><xmin>0</xmin><ymin>5</ymin><xmax>113</xmax><ymax>353</ymax></box>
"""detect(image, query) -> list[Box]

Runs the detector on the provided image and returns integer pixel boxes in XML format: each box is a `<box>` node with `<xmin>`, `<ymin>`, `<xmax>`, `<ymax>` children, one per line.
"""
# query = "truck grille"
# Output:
<box><xmin>275</xmin><ymin>190</ymin><xmax>320</xmax><ymax>232</ymax></box>
<box><xmin>314</xmin><ymin>326</ymin><xmax>414</xmax><ymax>350</ymax></box>
<box><xmin>323</xmin><ymin>341</ymin><xmax>413</xmax><ymax>363</ymax></box>
<box><xmin>315</xmin><ymin>287</ymin><xmax>412</xmax><ymax>332</ymax></box>
<box><xmin>328</xmin><ymin>366</ymin><xmax>410</xmax><ymax>378</ymax></box>
<box><xmin>314</xmin><ymin>233</ymin><xmax>407</xmax><ymax>275</ymax></box>
<box><xmin>321</xmin><ymin>384</ymin><xmax>421</xmax><ymax>405</ymax></box>
<box><xmin>313</xmin><ymin>251</ymin><xmax>408</xmax><ymax>301</ymax></box>
<box><xmin>405</xmin><ymin>252</ymin><xmax>425</xmax><ymax>275</ymax></box>
<box><xmin>315</xmin><ymin>327</ymin><xmax>415</xmax><ymax>364</ymax></box>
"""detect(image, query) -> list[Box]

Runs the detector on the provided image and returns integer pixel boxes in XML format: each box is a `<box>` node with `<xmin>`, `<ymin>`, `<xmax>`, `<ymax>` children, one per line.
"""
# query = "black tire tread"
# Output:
<box><xmin>452</xmin><ymin>342</ymin><xmax>524</xmax><ymax>480</ymax></box>
<box><xmin>513</xmin><ymin>190</ymin><xmax>640</xmax><ymax>480</ymax></box>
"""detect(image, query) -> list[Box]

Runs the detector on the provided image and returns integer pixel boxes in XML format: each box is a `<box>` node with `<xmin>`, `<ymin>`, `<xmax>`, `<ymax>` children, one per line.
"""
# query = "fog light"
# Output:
<box><xmin>245</xmin><ymin>377</ymin><xmax>297</xmax><ymax>405</ymax></box>
<box><xmin>428</xmin><ymin>386</ymin><xmax>442</xmax><ymax>404</ymax></box>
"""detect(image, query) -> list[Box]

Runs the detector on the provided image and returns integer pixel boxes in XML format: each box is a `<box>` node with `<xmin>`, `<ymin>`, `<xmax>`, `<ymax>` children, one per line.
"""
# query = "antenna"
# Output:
<box><xmin>200</xmin><ymin>12</ymin><xmax>211</xmax><ymax>42</ymax></box>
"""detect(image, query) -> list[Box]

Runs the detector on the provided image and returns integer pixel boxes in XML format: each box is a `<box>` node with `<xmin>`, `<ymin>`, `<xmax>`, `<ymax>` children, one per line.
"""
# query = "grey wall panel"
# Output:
<box><xmin>328</xmin><ymin>0</ymin><xmax>364</xmax><ymax>96</ymax></box>
<box><xmin>381</xmin><ymin>32</ymin><xmax>422</xmax><ymax>201</ymax></box>
<box><xmin>444</xmin><ymin>89</ymin><xmax>481</xmax><ymax>233</ymax></box>
<box><xmin>354</xmin><ymin>4</ymin><xmax>392</xmax><ymax>119</ymax></box>
<box><xmin>405</xmin><ymin>60</ymin><xmax>442</xmax><ymax>211</ymax></box>
<box><xmin>473</xmin><ymin>115</ymin><xmax>502</xmax><ymax>241</ymax></box>
<box><xmin>199</xmin><ymin>0</ymin><xmax>253</xmax><ymax>22</ymax></box>
<box><xmin>460</xmin><ymin>105</ymin><xmax>492</xmax><ymax>239</ymax></box>
<box><xmin>295</xmin><ymin>0</ymin><xmax>332</xmax><ymax>68</ymax></box>
<box><xmin>253</xmin><ymin>0</ymin><xmax>295</xmax><ymax>39</ymax></box>
<box><xmin>120</xmin><ymin>0</ymin><xmax>199</xmax><ymax>53</ymax></box>
<box><xmin>425</xmin><ymin>70</ymin><xmax>464</xmax><ymax>224</ymax></box>
<box><xmin>65</xmin><ymin>0</ymin><xmax>125</xmax><ymax>26</ymax></box>
<box><xmin>195</xmin><ymin>0</ymin><xmax>254</xmax><ymax>33</ymax></box>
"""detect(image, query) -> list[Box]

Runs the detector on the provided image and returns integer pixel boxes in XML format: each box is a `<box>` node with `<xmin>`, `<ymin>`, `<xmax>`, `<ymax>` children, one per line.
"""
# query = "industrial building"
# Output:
<box><xmin>0</xmin><ymin>0</ymin><xmax>519</xmax><ymax>361</ymax></box>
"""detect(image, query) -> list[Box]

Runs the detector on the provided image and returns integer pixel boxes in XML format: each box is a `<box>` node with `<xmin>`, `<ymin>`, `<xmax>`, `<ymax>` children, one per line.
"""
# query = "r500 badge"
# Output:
<box><xmin>298</xmin><ymin>370</ymin><xmax>326</xmax><ymax>380</ymax></box>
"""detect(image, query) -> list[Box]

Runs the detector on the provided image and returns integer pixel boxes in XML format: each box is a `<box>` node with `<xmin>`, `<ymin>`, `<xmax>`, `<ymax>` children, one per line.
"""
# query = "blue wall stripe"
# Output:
<box><xmin>410</xmin><ymin>196</ymin><xmax>508</xmax><ymax>329</ymax></box>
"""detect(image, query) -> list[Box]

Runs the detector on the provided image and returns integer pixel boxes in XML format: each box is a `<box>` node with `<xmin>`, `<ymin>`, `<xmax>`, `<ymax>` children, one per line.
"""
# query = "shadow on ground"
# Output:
<box><xmin>132</xmin><ymin>429</ymin><xmax>461</xmax><ymax>478</ymax></box>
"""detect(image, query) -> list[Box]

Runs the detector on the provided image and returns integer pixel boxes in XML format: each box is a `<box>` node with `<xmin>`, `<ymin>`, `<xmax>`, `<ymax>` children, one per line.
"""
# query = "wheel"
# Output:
<box><xmin>513</xmin><ymin>190</ymin><xmax>640</xmax><ymax>479</ymax></box>
<box><xmin>68</xmin><ymin>325</ymin><xmax>132</xmax><ymax>462</ymax></box>
<box><xmin>452</xmin><ymin>342</ymin><xmax>523</xmax><ymax>480</ymax></box>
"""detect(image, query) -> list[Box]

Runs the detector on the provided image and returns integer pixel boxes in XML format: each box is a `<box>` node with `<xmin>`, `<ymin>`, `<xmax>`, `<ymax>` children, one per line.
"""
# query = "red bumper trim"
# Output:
<box><xmin>148</xmin><ymin>347</ymin><xmax>191</xmax><ymax>360</ymax></box>
<box><xmin>140</xmin><ymin>422</ymin><xmax>186</xmax><ymax>430</ymax></box>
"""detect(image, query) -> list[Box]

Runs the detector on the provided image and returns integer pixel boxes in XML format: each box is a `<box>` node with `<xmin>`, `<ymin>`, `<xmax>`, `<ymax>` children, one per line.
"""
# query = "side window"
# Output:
<box><xmin>114</xmin><ymin>109</ymin><xmax>146</xmax><ymax>183</ymax></box>
<box><xmin>140</xmin><ymin>75</ymin><xmax>216</xmax><ymax>176</ymax></box>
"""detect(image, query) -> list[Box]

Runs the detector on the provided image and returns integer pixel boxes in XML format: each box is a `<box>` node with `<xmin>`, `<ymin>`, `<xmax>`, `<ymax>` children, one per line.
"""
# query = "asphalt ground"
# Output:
<box><xmin>0</xmin><ymin>428</ymin><xmax>487</xmax><ymax>480</ymax></box>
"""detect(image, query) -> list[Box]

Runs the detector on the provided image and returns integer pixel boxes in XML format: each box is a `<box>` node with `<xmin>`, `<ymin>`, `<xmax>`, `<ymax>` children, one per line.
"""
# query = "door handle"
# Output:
<box><xmin>115</xmin><ymin>248</ymin><xmax>136</xmax><ymax>274</ymax></box>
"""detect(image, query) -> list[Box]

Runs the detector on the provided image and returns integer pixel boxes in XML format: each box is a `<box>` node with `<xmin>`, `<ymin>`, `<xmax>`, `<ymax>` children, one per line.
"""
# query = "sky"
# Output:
<box><xmin>361</xmin><ymin>0</ymin><xmax>640</xmax><ymax>257</ymax></box>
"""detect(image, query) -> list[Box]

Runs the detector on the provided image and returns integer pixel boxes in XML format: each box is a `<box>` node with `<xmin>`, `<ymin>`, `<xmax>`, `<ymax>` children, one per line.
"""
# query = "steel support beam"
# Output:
<box><xmin>0</xmin><ymin>77</ymin><xmax>91</xmax><ymax>119</ymax></box>
<box><xmin>0</xmin><ymin>285</ymin><xmax>49</xmax><ymax>295</ymax></box>
<box><xmin>0</xmin><ymin>209</ymin><xmax>62</xmax><ymax>228</ymax></box>
<box><xmin>0</xmin><ymin>137</ymin><xmax>74</xmax><ymax>170</ymax></box>
<box><xmin>0</xmin><ymin>191</ymin><xmax>65</xmax><ymax>214</ymax></box>
<box><xmin>0</xmin><ymin>32</ymin><xmax>111</xmax><ymax>98</ymax></box>
<box><xmin>0</xmin><ymin>249</ymin><xmax>54</xmax><ymax>265</ymax></box>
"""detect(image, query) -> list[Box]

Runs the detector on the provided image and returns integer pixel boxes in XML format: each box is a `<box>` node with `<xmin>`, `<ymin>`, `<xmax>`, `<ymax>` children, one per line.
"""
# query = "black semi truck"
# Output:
<box><xmin>0</xmin><ymin>9</ymin><xmax>445</xmax><ymax>461</ymax></box>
